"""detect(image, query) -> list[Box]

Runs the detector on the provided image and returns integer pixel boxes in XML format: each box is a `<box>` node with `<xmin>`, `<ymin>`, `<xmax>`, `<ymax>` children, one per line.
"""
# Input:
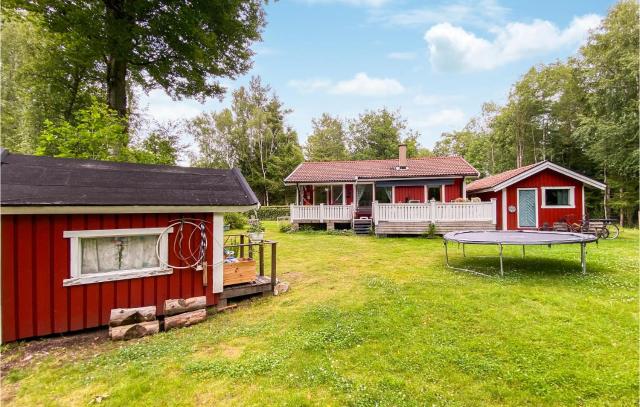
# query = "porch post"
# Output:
<box><xmin>490</xmin><ymin>198</ymin><xmax>497</xmax><ymax>225</ymax></box>
<box><xmin>289</xmin><ymin>203</ymin><xmax>294</xmax><ymax>223</ymax></box>
<box><xmin>373</xmin><ymin>201</ymin><xmax>379</xmax><ymax>225</ymax></box>
<box><xmin>430</xmin><ymin>199</ymin><xmax>436</xmax><ymax>223</ymax></box>
<box><xmin>212</xmin><ymin>212</ymin><xmax>224</xmax><ymax>294</ymax></box>
<box><xmin>319</xmin><ymin>203</ymin><xmax>324</xmax><ymax>223</ymax></box>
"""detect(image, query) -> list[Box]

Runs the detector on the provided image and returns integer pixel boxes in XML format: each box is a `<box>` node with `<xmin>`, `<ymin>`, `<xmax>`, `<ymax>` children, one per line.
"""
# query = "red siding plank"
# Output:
<box><xmin>2</xmin><ymin>216</ymin><xmax>17</xmax><ymax>342</ymax></box>
<box><xmin>35</xmin><ymin>216</ymin><xmax>53</xmax><ymax>336</ymax></box>
<box><xmin>16</xmin><ymin>216</ymin><xmax>35</xmax><ymax>338</ymax></box>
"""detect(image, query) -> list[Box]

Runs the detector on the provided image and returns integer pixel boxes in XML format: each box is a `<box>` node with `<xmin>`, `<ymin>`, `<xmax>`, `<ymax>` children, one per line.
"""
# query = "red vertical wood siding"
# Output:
<box><xmin>504</xmin><ymin>169</ymin><xmax>584</xmax><ymax>230</ymax></box>
<box><xmin>1</xmin><ymin>212</ymin><xmax>218</xmax><ymax>342</ymax></box>
<box><xmin>444</xmin><ymin>178</ymin><xmax>464</xmax><ymax>202</ymax></box>
<box><xmin>394</xmin><ymin>186</ymin><xmax>425</xmax><ymax>203</ymax></box>
<box><xmin>345</xmin><ymin>184</ymin><xmax>354</xmax><ymax>205</ymax></box>
<box><xmin>472</xmin><ymin>191</ymin><xmax>502</xmax><ymax>230</ymax></box>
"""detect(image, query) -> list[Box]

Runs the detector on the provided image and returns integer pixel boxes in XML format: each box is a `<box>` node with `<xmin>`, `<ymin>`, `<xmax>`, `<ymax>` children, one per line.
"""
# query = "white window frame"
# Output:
<box><xmin>541</xmin><ymin>186</ymin><xmax>575</xmax><ymax>209</ymax></box>
<box><xmin>63</xmin><ymin>227</ymin><xmax>173</xmax><ymax>286</ymax></box>
<box><xmin>516</xmin><ymin>188</ymin><xmax>539</xmax><ymax>229</ymax></box>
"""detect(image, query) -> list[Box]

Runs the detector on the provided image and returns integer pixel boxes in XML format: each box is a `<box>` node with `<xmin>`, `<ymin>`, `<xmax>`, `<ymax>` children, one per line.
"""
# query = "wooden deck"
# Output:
<box><xmin>375</xmin><ymin>220</ymin><xmax>495</xmax><ymax>236</ymax></box>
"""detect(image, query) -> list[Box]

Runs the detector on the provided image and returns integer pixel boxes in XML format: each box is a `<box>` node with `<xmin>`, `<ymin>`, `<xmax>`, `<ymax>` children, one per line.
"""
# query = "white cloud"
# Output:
<box><xmin>289</xmin><ymin>73</ymin><xmax>405</xmax><ymax>97</ymax></box>
<box><xmin>424</xmin><ymin>14</ymin><xmax>601</xmax><ymax>72</ymax></box>
<box><xmin>330</xmin><ymin>72</ymin><xmax>405</xmax><ymax>96</ymax></box>
<box><xmin>387</xmin><ymin>51</ymin><xmax>417</xmax><ymax>60</ymax></box>
<box><xmin>384</xmin><ymin>0</ymin><xmax>509</xmax><ymax>28</ymax></box>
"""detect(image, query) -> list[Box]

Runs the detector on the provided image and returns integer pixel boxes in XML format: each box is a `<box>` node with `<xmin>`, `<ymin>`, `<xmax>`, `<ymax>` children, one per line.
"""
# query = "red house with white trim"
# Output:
<box><xmin>0</xmin><ymin>150</ymin><xmax>259</xmax><ymax>342</ymax></box>
<box><xmin>466</xmin><ymin>161</ymin><xmax>606</xmax><ymax>230</ymax></box>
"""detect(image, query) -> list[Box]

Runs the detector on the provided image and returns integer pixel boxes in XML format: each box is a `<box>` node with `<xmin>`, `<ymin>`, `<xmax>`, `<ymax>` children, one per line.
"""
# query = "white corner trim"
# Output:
<box><xmin>1</xmin><ymin>205</ymin><xmax>259</xmax><ymax>215</ymax></box>
<box><xmin>212</xmin><ymin>213</ymin><xmax>224</xmax><ymax>294</ymax></box>
<box><xmin>540</xmin><ymin>186</ymin><xmax>576</xmax><ymax>209</ymax></box>
<box><xmin>63</xmin><ymin>268</ymin><xmax>173</xmax><ymax>286</ymax></box>
<box><xmin>516</xmin><ymin>188</ymin><xmax>539</xmax><ymax>229</ymax></box>
<box><xmin>490</xmin><ymin>162</ymin><xmax>606</xmax><ymax>192</ymax></box>
<box><xmin>582</xmin><ymin>185</ymin><xmax>586</xmax><ymax>218</ymax></box>
<box><xmin>502</xmin><ymin>189</ymin><xmax>507</xmax><ymax>231</ymax></box>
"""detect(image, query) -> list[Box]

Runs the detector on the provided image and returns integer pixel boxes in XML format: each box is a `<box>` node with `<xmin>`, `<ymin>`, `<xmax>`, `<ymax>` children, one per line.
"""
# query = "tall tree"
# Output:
<box><xmin>348</xmin><ymin>108</ymin><xmax>420</xmax><ymax>160</ymax></box>
<box><xmin>305</xmin><ymin>114</ymin><xmax>349</xmax><ymax>161</ymax></box>
<box><xmin>189</xmin><ymin>77</ymin><xmax>303</xmax><ymax>205</ymax></box>
<box><xmin>9</xmin><ymin>0</ymin><xmax>267</xmax><ymax>119</ymax></box>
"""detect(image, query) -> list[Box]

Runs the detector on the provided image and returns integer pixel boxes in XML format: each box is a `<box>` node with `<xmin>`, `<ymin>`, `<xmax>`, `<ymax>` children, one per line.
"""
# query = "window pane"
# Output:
<box><xmin>545</xmin><ymin>189</ymin><xmax>569</xmax><ymax>206</ymax></box>
<box><xmin>428</xmin><ymin>186</ymin><xmax>441</xmax><ymax>202</ymax></box>
<box><xmin>315</xmin><ymin>186</ymin><xmax>328</xmax><ymax>204</ymax></box>
<box><xmin>375</xmin><ymin>186</ymin><xmax>392</xmax><ymax>203</ymax></box>
<box><xmin>331</xmin><ymin>185</ymin><xmax>344</xmax><ymax>205</ymax></box>
<box><xmin>357</xmin><ymin>184</ymin><xmax>373</xmax><ymax>207</ymax></box>
<box><xmin>81</xmin><ymin>235</ymin><xmax>159</xmax><ymax>274</ymax></box>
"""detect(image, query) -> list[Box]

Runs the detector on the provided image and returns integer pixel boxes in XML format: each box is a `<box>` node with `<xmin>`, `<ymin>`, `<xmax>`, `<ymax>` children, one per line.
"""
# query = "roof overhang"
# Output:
<box><xmin>0</xmin><ymin>204</ymin><xmax>259</xmax><ymax>215</ymax></box>
<box><xmin>475</xmin><ymin>162</ymin><xmax>606</xmax><ymax>193</ymax></box>
<box><xmin>284</xmin><ymin>175</ymin><xmax>471</xmax><ymax>186</ymax></box>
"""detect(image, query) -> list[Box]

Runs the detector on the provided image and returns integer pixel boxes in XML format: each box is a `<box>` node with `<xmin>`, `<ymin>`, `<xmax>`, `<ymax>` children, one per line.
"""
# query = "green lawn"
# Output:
<box><xmin>2</xmin><ymin>223</ymin><xmax>638</xmax><ymax>406</ymax></box>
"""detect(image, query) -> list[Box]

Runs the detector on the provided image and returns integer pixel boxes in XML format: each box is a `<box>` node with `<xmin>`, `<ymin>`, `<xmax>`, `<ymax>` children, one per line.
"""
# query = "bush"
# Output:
<box><xmin>224</xmin><ymin>212</ymin><xmax>248</xmax><ymax>230</ymax></box>
<box><xmin>279</xmin><ymin>223</ymin><xmax>293</xmax><ymax>233</ymax></box>
<box><xmin>248</xmin><ymin>205</ymin><xmax>290</xmax><ymax>220</ymax></box>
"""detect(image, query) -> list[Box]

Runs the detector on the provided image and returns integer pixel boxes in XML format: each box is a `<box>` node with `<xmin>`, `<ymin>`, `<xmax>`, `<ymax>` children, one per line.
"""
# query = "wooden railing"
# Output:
<box><xmin>373</xmin><ymin>199</ymin><xmax>497</xmax><ymax>225</ymax></box>
<box><xmin>290</xmin><ymin>204</ymin><xmax>354</xmax><ymax>222</ymax></box>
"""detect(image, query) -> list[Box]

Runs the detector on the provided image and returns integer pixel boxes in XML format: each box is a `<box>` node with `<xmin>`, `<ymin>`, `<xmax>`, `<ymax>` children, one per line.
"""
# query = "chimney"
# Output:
<box><xmin>398</xmin><ymin>144</ymin><xmax>408</xmax><ymax>169</ymax></box>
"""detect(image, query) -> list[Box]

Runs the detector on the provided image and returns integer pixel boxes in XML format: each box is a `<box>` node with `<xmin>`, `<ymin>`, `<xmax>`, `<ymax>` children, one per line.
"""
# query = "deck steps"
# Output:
<box><xmin>353</xmin><ymin>219</ymin><xmax>372</xmax><ymax>235</ymax></box>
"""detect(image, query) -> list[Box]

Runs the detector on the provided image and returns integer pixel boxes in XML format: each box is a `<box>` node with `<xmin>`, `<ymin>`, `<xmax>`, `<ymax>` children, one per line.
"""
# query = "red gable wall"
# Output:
<box><xmin>1</xmin><ymin>212</ymin><xmax>217</xmax><ymax>342</ymax></box>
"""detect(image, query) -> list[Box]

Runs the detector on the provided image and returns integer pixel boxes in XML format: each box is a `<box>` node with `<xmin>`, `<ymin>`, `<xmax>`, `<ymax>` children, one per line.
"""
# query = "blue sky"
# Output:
<box><xmin>139</xmin><ymin>0</ymin><xmax>614</xmax><ymax>153</ymax></box>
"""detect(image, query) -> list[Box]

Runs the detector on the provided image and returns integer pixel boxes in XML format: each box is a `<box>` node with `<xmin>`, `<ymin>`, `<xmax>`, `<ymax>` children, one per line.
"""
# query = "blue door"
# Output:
<box><xmin>518</xmin><ymin>189</ymin><xmax>537</xmax><ymax>228</ymax></box>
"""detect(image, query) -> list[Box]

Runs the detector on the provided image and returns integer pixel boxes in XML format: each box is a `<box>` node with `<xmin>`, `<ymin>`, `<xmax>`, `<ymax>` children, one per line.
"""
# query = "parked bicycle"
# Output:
<box><xmin>550</xmin><ymin>215</ymin><xmax>619</xmax><ymax>239</ymax></box>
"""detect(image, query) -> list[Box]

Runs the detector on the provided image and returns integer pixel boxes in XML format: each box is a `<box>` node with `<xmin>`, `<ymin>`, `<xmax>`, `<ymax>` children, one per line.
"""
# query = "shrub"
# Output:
<box><xmin>248</xmin><ymin>205</ymin><xmax>290</xmax><ymax>220</ymax></box>
<box><xmin>224</xmin><ymin>212</ymin><xmax>248</xmax><ymax>230</ymax></box>
<box><xmin>279</xmin><ymin>223</ymin><xmax>293</xmax><ymax>233</ymax></box>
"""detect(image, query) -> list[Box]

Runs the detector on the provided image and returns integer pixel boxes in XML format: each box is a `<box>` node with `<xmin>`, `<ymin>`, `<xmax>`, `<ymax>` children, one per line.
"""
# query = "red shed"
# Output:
<box><xmin>0</xmin><ymin>151</ymin><xmax>259</xmax><ymax>343</ymax></box>
<box><xmin>466</xmin><ymin>161</ymin><xmax>606</xmax><ymax>230</ymax></box>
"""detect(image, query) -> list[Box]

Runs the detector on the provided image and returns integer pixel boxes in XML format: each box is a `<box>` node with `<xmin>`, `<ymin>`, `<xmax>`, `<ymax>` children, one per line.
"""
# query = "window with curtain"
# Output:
<box><xmin>428</xmin><ymin>186</ymin><xmax>442</xmax><ymax>201</ymax></box>
<box><xmin>356</xmin><ymin>184</ymin><xmax>373</xmax><ymax>207</ymax></box>
<box><xmin>331</xmin><ymin>185</ymin><xmax>344</xmax><ymax>205</ymax></box>
<box><xmin>375</xmin><ymin>186</ymin><xmax>392</xmax><ymax>203</ymax></box>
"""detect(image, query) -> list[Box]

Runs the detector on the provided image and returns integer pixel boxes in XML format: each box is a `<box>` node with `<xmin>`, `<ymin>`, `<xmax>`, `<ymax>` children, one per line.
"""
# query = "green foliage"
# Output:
<box><xmin>251</xmin><ymin>205</ymin><xmax>290</xmax><ymax>220</ymax></box>
<box><xmin>224</xmin><ymin>212</ymin><xmax>248</xmax><ymax>230</ymax></box>
<box><xmin>247</xmin><ymin>218</ymin><xmax>265</xmax><ymax>233</ymax></box>
<box><xmin>9</xmin><ymin>0</ymin><xmax>267</xmax><ymax>117</ymax></box>
<box><xmin>189</xmin><ymin>77</ymin><xmax>304</xmax><ymax>205</ymax></box>
<box><xmin>305</xmin><ymin>113</ymin><xmax>349</xmax><ymax>161</ymax></box>
<box><xmin>278</xmin><ymin>223</ymin><xmax>293</xmax><ymax>233</ymax></box>
<box><xmin>349</xmin><ymin>108</ymin><xmax>420</xmax><ymax>160</ymax></box>
<box><xmin>35</xmin><ymin>99</ymin><xmax>129</xmax><ymax>161</ymax></box>
<box><xmin>130</xmin><ymin>121</ymin><xmax>186</xmax><ymax>165</ymax></box>
<box><xmin>434</xmin><ymin>1</ymin><xmax>639</xmax><ymax>224</ymax></box>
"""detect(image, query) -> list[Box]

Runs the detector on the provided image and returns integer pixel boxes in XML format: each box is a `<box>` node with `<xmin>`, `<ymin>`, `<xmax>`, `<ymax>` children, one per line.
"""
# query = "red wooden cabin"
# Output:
<box><xmin>0</xmin><ymin>151</ymin><xmax>259</xmax><ymax>342</ymax></box>
<box><xmin>466</xmin><ymin>161</ymin><xmax>606</xmax><ymax>230</ymax></box>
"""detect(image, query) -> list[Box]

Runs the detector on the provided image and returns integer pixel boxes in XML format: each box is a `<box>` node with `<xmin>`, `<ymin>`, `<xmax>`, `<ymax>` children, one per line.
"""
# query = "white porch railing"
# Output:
<box><xmin>372</xmin><ymin>199</ymin><xmax>497</xmax><ymax>225</ymax></box>
<box><xmin>290</xmin><ymin>203</ymin><xmax>354</xmax><ymax>222</ymax></box>
<box><xmin>290</xmin><ymin>200</ymin><xmax>497</xmax><ymax>225</ymax></box>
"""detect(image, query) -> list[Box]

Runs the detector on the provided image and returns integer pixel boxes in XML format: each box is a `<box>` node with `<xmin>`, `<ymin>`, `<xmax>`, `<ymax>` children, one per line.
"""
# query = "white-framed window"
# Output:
<box><xmin>541</xmin><ymin>186</ymin><xmax>575</xmax><ymax>208</ymax></box>
<box><xmin>63</xmin><ymin>227</ymin><xmax>173</xmax><ymax>286</ymax></box>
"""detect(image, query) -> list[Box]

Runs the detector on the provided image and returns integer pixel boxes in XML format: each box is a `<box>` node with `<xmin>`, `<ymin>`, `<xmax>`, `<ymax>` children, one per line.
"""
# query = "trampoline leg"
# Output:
<box><xmin>499</xmin><ymin>244</ymin><xmax>504</xmax><ymax>277</ymax></box>
<box><xmin>462</xmin><ymin>243</ymin><xmax>466</xmax><ymax>258</ymax></box>
<box><xmin>581</xmin><ymin>242</ymin><xmax>586</xmax><ymax>274</ymax></box>
<box><xmin>522</xmin><ymin>245</ymin><xmax>525</xmax><ymax>258</ymax></box>
<box><xmin>444</xmin><ymin>240</ymin><xmax>449</xmax><ymax>267</ymax></box>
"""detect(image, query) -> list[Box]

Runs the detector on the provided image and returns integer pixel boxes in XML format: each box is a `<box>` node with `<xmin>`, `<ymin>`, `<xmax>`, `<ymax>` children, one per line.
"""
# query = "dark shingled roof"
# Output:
<box><xmin>0</xmin><ymin>150</ymin><xmax>259</xmax><ymax>207</ymax></box>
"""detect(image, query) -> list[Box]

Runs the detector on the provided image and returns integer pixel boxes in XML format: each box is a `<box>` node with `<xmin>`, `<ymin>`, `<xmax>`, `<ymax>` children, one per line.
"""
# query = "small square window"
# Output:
<box><xmin>543</xmin><ymin>188</ymin><xmax>574</xmax><ymax>207</ymax></box>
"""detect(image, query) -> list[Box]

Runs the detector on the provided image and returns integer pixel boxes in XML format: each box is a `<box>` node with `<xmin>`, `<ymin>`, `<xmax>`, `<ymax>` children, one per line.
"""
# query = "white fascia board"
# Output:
<box><xmin>1</xmin><ymin>204</ymin><xmax>259</xmax><ymax>215</ymax></box>
<box><xmin>490</xmin><ymin>162</ymin><xmax>606</xmax><ymax>192</ymax></box>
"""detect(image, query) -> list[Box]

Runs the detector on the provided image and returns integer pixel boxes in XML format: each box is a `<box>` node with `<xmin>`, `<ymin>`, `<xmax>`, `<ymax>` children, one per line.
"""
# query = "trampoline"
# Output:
<box><xmin>443</xmin><ymin>230</ymin><xmax>598</xmax><ymax>277</ymax></box>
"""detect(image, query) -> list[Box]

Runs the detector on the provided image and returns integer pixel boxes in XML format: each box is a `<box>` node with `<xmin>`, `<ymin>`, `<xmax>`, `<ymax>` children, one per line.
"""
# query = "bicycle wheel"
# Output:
<box><xmin>606</xmin><ymin>224</ymin><xmax>620</xmax><ymax>239</ymax></box>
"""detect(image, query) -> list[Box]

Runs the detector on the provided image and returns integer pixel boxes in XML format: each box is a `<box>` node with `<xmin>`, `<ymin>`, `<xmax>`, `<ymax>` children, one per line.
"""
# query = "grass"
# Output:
<box><xmin>1</xmin><ymin>223</ymin><xmax>638</xmax><ymax>406</ymax></box>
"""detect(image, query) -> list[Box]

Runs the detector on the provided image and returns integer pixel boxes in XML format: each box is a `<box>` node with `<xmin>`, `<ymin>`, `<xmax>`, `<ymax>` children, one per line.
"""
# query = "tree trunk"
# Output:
<box><xmin>106</xmin><ymin>56</ymin><xmax>128</xmax><ymax>117</ymax></box>
<box><xmin>619</xmin><ymin>187</ymin><xmax>624</xmax><ymax>227</ymax></box>
<box><xmin>164</xmin><ymin>309</ymin><xmax>207</xmax><ymax>331</ymax></box>
<box><xmin>603</xmin><ymin>166</ymin><xmax>609</xmax><ymax>218</ymax></box>
<box><xmin>163</xmin><ymin>296</ymin><xmax>206</xmax><ymax>316</ymax></box>
<box><xmin>110</xmin><ymin>321</ymin><xmax>159</xmax><ymax>340</ymax></box>
<box><xmin>109</xmin><ymin>306</ymin><xmax>156</xmax><ymax>327</ymax></box>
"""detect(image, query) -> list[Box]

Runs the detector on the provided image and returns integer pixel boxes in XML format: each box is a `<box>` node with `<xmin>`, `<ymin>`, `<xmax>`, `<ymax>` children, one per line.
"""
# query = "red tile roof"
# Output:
<box><xmin>466</xmin><ymin>161</ymin><xmax>545</xmax><ymax>192</ymax></box>
<box><xmin>285</xmin><ymin>156</ymin><xmax>479</xmax><ymax>183</ymax></box>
